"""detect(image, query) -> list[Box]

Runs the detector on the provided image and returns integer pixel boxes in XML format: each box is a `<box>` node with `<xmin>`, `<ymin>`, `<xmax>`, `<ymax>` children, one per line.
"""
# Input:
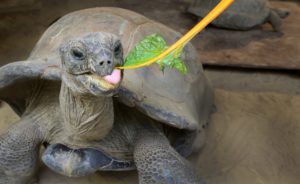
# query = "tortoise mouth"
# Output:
<box><xmin>88</xmin><ymin>69</ymin><xmax>122</xmax><ymax>90</ymax></box>
<box><xmin>42</xmin><ymin>143</ymin><xmax>134</xmax><ymax>177</ymax></box>
<box><xmin>76</xmin><ymin>69</ymin><xmax>123</xmax><ymax>95</ymax></box>
<box><xmin>86</xmin><ymin>73</ymin><xmax>119</xmax><ymax>91</ymax></box>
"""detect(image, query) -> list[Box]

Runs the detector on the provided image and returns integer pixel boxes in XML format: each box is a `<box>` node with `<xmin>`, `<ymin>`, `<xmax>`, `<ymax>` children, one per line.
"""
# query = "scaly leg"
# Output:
<box><xmin>0</xmin><ymin>119</ymin><xmax>43</xmax><ymax>184</ymax></box>
<box><xmin>133</xmin><ymin>124</ymin><xmax>205</xmax><ymax>184</ymax></box>
<box><xmin>268</xmin><ymin>10</ymin><xmax>284</xmax><ymax>32</ymax></box>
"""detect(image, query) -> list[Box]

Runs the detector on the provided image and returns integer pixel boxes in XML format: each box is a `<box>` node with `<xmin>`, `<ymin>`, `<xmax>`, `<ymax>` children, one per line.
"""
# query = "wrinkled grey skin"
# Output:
<box><xmin>188</xmin><ymin>0</ymin><xmax>290</xmax><ymax>31</ymax></box>
<box><xmin>0</xmin><ymin>32</ymin><xmax>204</xmax><ymax>184</ymax></box>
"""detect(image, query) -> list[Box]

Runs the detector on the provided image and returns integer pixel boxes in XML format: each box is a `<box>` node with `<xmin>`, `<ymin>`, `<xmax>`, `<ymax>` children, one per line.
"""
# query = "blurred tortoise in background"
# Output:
<box><xmin>188</xmin><ymin>0</ymin><xmax>290</xmax><ymax>31</ymax></box>
<box><xmin>0</xmin><ymin>7</ymin><xmax>214</xmax><ymax>184</ymax></box>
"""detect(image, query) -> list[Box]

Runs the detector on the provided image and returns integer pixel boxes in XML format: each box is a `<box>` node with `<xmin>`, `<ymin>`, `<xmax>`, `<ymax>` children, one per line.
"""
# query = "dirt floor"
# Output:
<box><xmin>0</xmin><ymin>0</ymin><xmax>300</xmax><ymax>184</ymax></box>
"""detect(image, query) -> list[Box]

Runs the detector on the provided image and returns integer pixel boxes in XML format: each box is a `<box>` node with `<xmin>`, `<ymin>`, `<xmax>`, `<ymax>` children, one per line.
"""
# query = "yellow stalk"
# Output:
<box><xmin>117</xmin><ymin>0</ymin><xmax>234</xmax><ymax>70</ymax></box>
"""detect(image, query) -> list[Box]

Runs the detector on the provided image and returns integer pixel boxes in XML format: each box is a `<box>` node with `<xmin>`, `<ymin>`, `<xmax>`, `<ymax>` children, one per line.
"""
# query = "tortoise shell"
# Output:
<box><xmin>0</xmin><ymin>7</ymin><xmax>214</xmax><ymax>132</ymax></box>
<box><xmin>188</xmin><ymin>0</ymin><xmax>271</xmax><ymax>30</ymax></box>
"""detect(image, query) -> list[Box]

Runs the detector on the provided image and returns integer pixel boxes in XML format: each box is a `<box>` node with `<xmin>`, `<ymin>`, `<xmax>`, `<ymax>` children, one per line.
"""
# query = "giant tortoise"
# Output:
<box><xmin>188</xmin><ymin>0</ymin><xmax>290</xmax><ymax>31</ymax></box>
<box><xmin>0</xmin><ymin>7</ymin><xmax>214</xmax><ymax>184</ymax></box>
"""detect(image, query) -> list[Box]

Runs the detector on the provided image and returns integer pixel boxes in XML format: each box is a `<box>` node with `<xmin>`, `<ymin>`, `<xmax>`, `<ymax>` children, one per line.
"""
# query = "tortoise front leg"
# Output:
<box><xmin>0</xmin><ymin>118</ymin><xmax>43</xmax><ymax>184</ymax></box>
<box><xmin>133</xmin><ymin>125</ymin><xmax>205</xmax><ymax>184</ymax></box>
<box><xmin>268</xmin><ymin>10</ymin><xmax>283</xmax><ymax>32</ymax></box>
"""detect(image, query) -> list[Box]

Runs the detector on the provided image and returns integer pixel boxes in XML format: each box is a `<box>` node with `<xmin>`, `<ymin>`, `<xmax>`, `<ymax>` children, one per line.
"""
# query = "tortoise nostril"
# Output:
<box><xmin>99</xmin><ymin>60</ymin><xmax>112</xmax><ymax>66</ymax></box>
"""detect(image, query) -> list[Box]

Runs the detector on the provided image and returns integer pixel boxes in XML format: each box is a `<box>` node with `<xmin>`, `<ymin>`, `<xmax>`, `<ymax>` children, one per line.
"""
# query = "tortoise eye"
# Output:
<box><xmin>71</xmin><ymin>47</ymin><xmax>85</xmax><ymax>60</ymax></box>
<box><xmin>114</xmin><ymin>43</ymin><xmax>122</xmax><ymax>56</ymax></box>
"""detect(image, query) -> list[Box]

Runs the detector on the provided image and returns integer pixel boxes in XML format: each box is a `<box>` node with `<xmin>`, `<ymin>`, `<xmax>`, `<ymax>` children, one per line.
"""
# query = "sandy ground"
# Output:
<box><xmin>1</xmin><ymin>89</ymin><xmax>299</xmax><ymax>184</ymax></box>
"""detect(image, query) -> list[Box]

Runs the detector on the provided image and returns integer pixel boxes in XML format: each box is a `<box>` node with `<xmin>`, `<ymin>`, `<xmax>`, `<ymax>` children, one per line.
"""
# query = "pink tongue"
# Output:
<box><xmin>103</xmin><ymin>69</ymin><xmax>121</xmax><ymax>84</ymax></box>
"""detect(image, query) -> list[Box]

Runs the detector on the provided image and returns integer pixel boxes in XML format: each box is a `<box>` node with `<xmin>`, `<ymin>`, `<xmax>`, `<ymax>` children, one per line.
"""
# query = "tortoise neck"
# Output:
<box><xmin>59</xmin><ymin>81</ymin><xmax>114</xmax><ymax>142</ymax></box>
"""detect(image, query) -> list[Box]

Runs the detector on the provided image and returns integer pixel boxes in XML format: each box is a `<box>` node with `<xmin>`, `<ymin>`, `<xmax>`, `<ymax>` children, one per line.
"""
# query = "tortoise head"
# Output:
<box><xmin>60</xmin><ymin>32</ymin><xmax>123</xmax><ymax>96</ymax></box>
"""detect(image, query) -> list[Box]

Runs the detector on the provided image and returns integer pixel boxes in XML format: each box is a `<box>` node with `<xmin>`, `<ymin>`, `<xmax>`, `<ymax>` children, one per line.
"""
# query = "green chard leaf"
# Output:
<box><xmin>124</xmin><ymin>34</ymin><xmax>188</xmax><ymax>74</ymax></box>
